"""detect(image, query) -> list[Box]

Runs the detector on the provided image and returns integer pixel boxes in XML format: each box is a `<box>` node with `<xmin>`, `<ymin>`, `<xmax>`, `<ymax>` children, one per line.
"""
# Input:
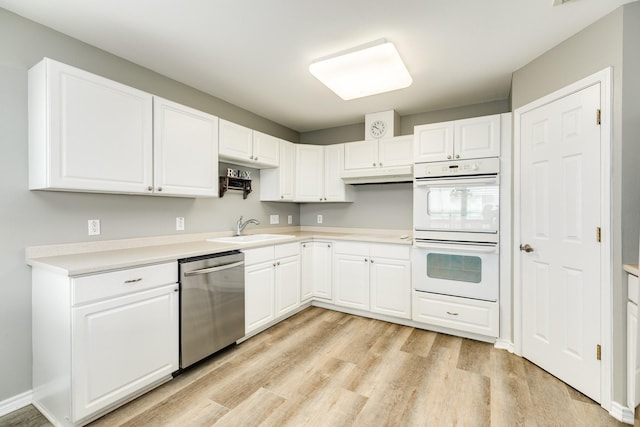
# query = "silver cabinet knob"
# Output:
<box><xmin>157</xmin><ymin>187</ymin><xmax>162</xmax><ymax>192</ymax></box>
<box><xmin>455</xmin><ymin>154</ymin><xmax>460</xmax><ymax>159</ymax></box>
<box><xmin>370</xmin><ymin>259</ymin><xmax>374</xmax><ymax>263</ymax></box>
<box><xmin>447</xmin><ymin>155</ymin><xmax>452</xmax><ymax>160</ymax></box>
<box><xmin>147</xmin><ymin>186</ymin><xmax>153</xmax><ymax>191</ymax></box>
<box><xmin>364</xmin><ymin>258</ymin><xmax>368</xmax><ymax>262</ymax></box>
<box><xmin>520</xmin><ymin>244</ymin><xmax>535</xmax><ymax>253</ymax></box>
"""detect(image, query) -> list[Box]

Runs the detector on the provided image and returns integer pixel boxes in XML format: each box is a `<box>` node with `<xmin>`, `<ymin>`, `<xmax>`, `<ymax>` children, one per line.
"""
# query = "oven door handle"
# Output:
<box><xmin>413</xmin><ymin>241</ymin><xmax>499</xmax><ymax>254</ymax></box>
<box><xmin>414</xmin><ymin>176</ymin><xmax>499</xmax><ymax>187</ymax></box>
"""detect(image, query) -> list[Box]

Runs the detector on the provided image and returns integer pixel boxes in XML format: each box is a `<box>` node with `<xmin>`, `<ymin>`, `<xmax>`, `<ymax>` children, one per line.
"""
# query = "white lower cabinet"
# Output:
<box><xmin>333</xmin><ymin>242</ymin><xmax>411</xmax><ymax>318</ymax></box>
<box><xmin>32</xmin><ymin>262</ymin><xmax>179</xmax><ymax>426</ymax></box>
<box><xmin>627</xmin><ymin>272</ymin><xmax>640</xmax><ymax>409</ymax></box>
<box><xmin>244</xmin><ymin>243</ymin><xmax>300</xmax><ymax>335</ymax></box>
<box><xmin>301</xmin><ymin>241</ymin><xmax>333</xmax><ymax>302</ymax></box>
<box><xmin>412</xmin><ymin>291</ymin><xmax>499</xmax><ymax>337</ymax></box>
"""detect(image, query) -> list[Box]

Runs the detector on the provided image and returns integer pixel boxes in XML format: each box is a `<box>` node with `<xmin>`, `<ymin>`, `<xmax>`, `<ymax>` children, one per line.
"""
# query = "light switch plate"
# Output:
<box><xmin>88</xmin><ymin>219</ymin><xmax>100</xmax><ymax>236</ymax></box>
<box><xmin>288</xmin><ymin>215</ymin><xmax>293</xmax><ymax>225</ymax></box>
<box><xmin>317</xmin><ymin>214</ymin><xmax>323</xmax><ymax>224</ymax></box>
<box><xmin>176</xmin><ymin>217</ymin><xmax>185</xmax><ymax>231</ymax></box>
<box><xmin>270</xmin><ymin>214</ymin><xmax>279</xmax><ymax>225</ymax></box>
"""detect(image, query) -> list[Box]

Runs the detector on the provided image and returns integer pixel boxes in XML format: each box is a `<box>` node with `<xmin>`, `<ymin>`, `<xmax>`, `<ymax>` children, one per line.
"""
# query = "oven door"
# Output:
<box><xmin>412</xmin><ymin>240</ymin><xmax>499</xmax><ymax>302</ymax></box>
<box><xmin>413</xmin><ymin>175</ymin><xmax>499</xmax><ymax>235</ymax></box>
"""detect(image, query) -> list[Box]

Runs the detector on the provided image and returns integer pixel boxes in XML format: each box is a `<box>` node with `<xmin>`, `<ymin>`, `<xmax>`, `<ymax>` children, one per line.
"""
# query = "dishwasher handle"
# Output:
<box><xmin>183</xmin><ymin>260</ymin><xmax>244</xmax><ymax>277</ymax></box>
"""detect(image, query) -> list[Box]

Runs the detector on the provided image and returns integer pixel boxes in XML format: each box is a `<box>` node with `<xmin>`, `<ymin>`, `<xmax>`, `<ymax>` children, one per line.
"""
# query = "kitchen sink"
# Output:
<box><xmin>206</xmin><ymin>234</ymin><xmax>295</xmax><ymax>244</ymax></box>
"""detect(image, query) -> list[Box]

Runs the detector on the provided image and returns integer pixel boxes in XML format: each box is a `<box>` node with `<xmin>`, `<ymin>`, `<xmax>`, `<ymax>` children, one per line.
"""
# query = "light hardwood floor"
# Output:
<box><xmin>1</xmin><ymin>307</ymin><xmax>631</xmax><ymax>426</ymax></box>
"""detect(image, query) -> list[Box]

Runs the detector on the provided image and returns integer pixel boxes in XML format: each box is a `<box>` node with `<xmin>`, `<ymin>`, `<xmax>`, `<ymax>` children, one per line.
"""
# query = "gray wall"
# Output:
<box><xmin>0</xmin><ymin>9</ymin><xmax>300</xmax><ymax>402</ymax></box>
<box><xmin>511</xmin><ymin>3</ymin><xmax>640</xmax><ymax>405</ymax></box>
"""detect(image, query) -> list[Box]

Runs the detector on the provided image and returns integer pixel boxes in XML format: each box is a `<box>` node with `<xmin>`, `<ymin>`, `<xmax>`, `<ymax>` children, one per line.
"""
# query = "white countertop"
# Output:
<box><xmin>26</xmin><ymin>227</ymin><xmax>412</xmax><ymax>276</ymax></box>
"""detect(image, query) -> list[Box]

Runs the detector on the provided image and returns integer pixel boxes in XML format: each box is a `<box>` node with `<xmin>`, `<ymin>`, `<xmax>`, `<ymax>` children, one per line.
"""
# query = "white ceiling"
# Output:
<box><xmin>0</xmin><ymin>0</ymin><xmax>633</xmax><ymax>132</ymax></box>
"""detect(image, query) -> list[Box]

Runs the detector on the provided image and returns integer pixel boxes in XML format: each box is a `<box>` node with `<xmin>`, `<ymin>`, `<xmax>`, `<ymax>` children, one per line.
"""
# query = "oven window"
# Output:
<box><xmin>426</xmin><ymin>186</ymin><xmax>498</xmax><ymax>223</ymax></box>
<box><xmin>426</xmin><ymin>253</ymin><xmax>482</xmax><ymax>283</ymax></box>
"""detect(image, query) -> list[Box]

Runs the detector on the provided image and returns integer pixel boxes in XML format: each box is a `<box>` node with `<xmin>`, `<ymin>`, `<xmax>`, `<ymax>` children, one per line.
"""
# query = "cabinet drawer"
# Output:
<box><xmin>412</xmin><ymin>291</ymin><xmax>498</xmax><ymax>337</ymax></box>
<box><xmin>243</xmin><ymin>246</ymin><xmax>275</xmax><ymax>265</ymax></box>
<box><xmin>275</xmin><ymin>242</ymin><xmax>299</xmax><ymax>259</ymax></box>
<box><xmin>370</xmin><ymin>243</ymin><xmax>410</xmax><ymax>259</ymax></box>
<box><xmin>334</xmin><ymin>241</ymin><xmax>369</xmax><ymax>255</ymax></box>
<box><xmin>72</xmin><ymin>262</ymin><xmax>177</xmax><ymax>305</ymax></box>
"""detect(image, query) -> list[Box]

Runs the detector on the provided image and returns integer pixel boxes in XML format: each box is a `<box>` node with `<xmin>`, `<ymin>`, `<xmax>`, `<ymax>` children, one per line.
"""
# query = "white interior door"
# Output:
<box><xmin>520</xmin><ymin>83</ymin><xmax>602</xmax><ymax>402</ymax></box>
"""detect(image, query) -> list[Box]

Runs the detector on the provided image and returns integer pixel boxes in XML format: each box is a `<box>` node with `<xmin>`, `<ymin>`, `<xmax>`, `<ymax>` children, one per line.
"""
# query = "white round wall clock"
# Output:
<box><xmin>369</xmin><ymin>119</ymin><xmax>387</xmax><ymax>138</ymax></box>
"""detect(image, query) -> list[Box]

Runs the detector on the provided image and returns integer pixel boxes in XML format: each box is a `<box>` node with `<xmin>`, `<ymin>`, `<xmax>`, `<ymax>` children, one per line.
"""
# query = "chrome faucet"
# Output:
<box><xmin>235</xmin><ymin>216</ymin><xmax>260</xmax><ymax>236</ymax></box>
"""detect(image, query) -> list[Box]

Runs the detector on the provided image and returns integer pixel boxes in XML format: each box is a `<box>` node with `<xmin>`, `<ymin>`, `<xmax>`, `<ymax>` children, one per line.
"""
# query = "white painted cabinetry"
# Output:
<box><xmin>344</xmin><ymin>135</ymin><xmax>413</xmax><ymax>169</ymax></box>
<box><xmin>294</xmin><ymin>144</ymin><xmax>352</xmax><ymax>202</ymax></box>
<box><xmin>414</xmin><ymin>114</ymin><xmax>501</xmax><ymax>162</ymax></box>
<box><xmin>301</xmin><ymin>241</ymin><xmax>333</xmax><ymax>302</ymax></box>
<box><xmin>333</xmin><ymin>242</ymin><xmax>411</xmax><ymax>318</ymax></box>
<box><xmin>627</xmin><ymin>271</ymin><xmax>640</xmax><ymax>409</ymax></box>
<box><xmin>260</xmin><ymin>139</ymin><xmax>295</xmax><ymax>201</ymax></box>
<box><xmin>244</xmin><ymin>243</ymin><xmax>300</xmax><ymax>335</ymax></box>
<box><xmin>153</xmin><ymin>97</ymin><xmax>219</xmax><ymax>197</ymax></box>
<box><xmin>32</xmin><ymin>262</ymin><xmax>179</xmax><ymax>426</ymax></box>
<box><xmin>28</xmin><ymin>58</ymin><xmax>153</xmax><ymax>194</ymax></box>
<box><xmin>218</xmin><ymin>119</ymin><xmax>279</xmax><ymax>168</ymax></box>
<box><xmin>28</xmin><ymin>58</ymin><xmax>220</xmax><ymax>197</ymax></box>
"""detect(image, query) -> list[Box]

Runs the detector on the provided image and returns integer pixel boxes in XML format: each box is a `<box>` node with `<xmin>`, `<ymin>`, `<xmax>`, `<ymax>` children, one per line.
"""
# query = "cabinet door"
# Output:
<box><xmin>334</xmin><ymin>252</ymin><xmax>370</xmax><ymax>311</ymax></box>
<box><xmin>378</xmin><ymin>135</ymin><xmax>413</xmax><ymax>167</ymax></box>
<box><xmin>300</xmin><ymin>243</ymin><xmax>315</xmax><ymax>302</ymax></box>
<box><xmin>153</xmin><ymin>97</ymin><xmax>219</xmax><ymax>197</ymax></box>
<box><xmin>628</xmin><ymin>301</ymin><xmax>640</xmax><ymax>408</ymax></box>
<box><xmin>261</xmin><ymin>140</ymin><xmax>294</xmax><ymax>201</ymax></box>
<box><xmin>313</xmin><ymin>242</ymin><xmax>333</xmax><ymax>300</ymax></box>
<box><xmin>454</xmin><ymin>114</ymin><xmax>500</xmax><ymax>159</ymax></box>
<box><xmin>29</xmin><ymin>58</ymin><xmax>153</xmax><ymax>194</ymax></box>
<box><xmin>370</xmin><ymin>257</ymin><xmax>411</xmax><ymax>319</ymax></box>
<box><xmin>414</xmin><ymin>121</ymin><xmax>454</xmax><ymax>163</ymax></box>
<box><xmin>219</xmin><ymin>119</ymin><xmax>253</xmax><ymax>163</ymax></box>
<box><xmin>324</xmin><ymin>144</ymin><xmax>350</xmax><ymax>202</ymax></box>
<box><xmin>245</xmin><ymin>261</ymin><xmax>275</xmax><ymax>333</ymax></box>
<box><xmin>72</xmin><ymin>284</ymin><xmax>178</xmax><ymax>422</ymax></box>
<box><xmin>275</xmin><ymin>255</ymin><xmax>300</xmax><ymax>316</ymax></box>
<box><xmin>294</xmin><ymin>144</ymin><xmax>324</xmax><ymax>202</ymax></box>
<box><xmin>253</xmin><ymin>131</ymin><xmax>280</xmax><ymax>167</ymax></box>
<box><xmin>344</xmin><ymin>140</ymin><xmax>378</xmax><ymax>170</ymax></box>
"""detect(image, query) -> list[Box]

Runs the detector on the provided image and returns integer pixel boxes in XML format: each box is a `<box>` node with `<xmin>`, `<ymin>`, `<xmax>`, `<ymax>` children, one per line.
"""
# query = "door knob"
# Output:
<box><xmin>519</xmin><ymin>244</ymin><xmax>534</xmax><ymax>253</ymax></box>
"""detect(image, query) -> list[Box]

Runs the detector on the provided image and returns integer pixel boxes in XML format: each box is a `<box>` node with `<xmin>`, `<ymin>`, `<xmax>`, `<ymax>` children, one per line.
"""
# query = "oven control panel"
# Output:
<box><xmin>414</xmin><ymin>157</ymin><xmax>499</xmax><ymax>178</ymax></box>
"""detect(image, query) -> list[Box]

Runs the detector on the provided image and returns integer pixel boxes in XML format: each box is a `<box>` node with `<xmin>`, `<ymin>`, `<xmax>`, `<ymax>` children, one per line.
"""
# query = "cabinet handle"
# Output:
<box><xmin>455</xmin><ymin>154</ymin><xmax>460</xmax><ymax>159</ymax></box>
<box><xmin>281</xmin><ymin>195</ymin><xmax>284</xmax><ymax>199</ymax></box>
<box><xmin>277</xmin><ymin>261</ymin><xmax>280</xmax><ymax>266</ymax></box>
<box><xmin>324</xmin><ymin>197</ymin><xmax>327</xmax><ymax>201</ymax></box>
<box><xmin>446</xmin><ymin>311</ymin><xmax>459</xmax><ymax>316</ymax></box>
<box><xmin>250</xmin><ymin>155</ymin><xmax>254</xmax><ymax>160</ymax></box>
<box><xmin>273</xmin><ymin>262</ymin><xmax>277</xmax><ymax>267</ymax></box>
<box><xmin>124</xmin><ymin>278</ymin><xmax>143</xmax><ymax>284</ymax></box>
<box><xmin>379</xmin><ymin>163</ymin><xmax>383</xmax><ymax>167</ymax></box>
<box><xmin>370</xmin><ymin>259</ymin><xmax>374</xmax><ymax>263</ymax></box>
<box><xmin>303</xmin><ymin>244</ymin><xmax>306</xmax><ymax>248</ymax></box>
<box><xmin>364</xmin><ymin>258</ymin><xmax>368</xmax><ymax>262</ymax></box>
<box><xmin>319</xmin><ymin>197</ymin><xmax>323</xmax><ymax>201</ymax></box>
<box><xmin>157</xmin><ymin>187</ymin><xmax>163</xmax><ymax>192</ymax></box>
<box><xmin>254</xmin><ymin>156</ymin><xmax>258</xmax><ymax>161</ymax></box>
<box><xmin>373</xmin><ymin>162</ymin><xmax>376</xmax><ymax>167</ymax></box>
<box><xmin>447</xmin><ymin>155</ymin><xmax>452</xmax><ymax>160</ymax></box>
<box><xmin>328</xmin><ymin>244</ymin><xmax>331</xmax><ymax>248</ymax></box>
<box><xmin>174</xmin><ymin>288</ymin><xmax>179</xmax><ymax>292</ymax></box>
<box><xmin>147</xmin><ymin>186</ymin><xmax>153</xmax><ymax>191</ymax></box>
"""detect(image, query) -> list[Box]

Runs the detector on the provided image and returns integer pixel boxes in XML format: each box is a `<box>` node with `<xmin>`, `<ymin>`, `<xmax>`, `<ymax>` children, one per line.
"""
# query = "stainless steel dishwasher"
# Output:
<box><xmin>179</xmin><ymin>250</ymin><xmax>244</xmax><ymax>369</ymax></box>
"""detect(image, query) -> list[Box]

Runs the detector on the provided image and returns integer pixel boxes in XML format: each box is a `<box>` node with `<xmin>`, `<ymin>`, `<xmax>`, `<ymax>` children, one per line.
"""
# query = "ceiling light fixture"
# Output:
<box><xmin>309</xmin><ymin>39</ymin><xmax>413</xmax><ymax>101</ymax></box>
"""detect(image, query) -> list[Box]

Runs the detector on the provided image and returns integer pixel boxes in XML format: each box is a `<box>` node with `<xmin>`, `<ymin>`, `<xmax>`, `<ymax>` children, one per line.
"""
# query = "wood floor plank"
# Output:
<box><xmin>2</xmin><ymin>307</ymin><xmax>626</xmax><ymax>427</ymax></box>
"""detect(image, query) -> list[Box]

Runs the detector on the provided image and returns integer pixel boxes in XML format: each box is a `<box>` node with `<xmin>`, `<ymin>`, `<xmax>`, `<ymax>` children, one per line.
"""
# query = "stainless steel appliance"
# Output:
<box><xmin>179</xmin><ymin>251</ymin><xmax>244</xmax><ymax>369</ymax></box>
<box><xmin>413</xmin><ymin>158</ymin><xmax>500</xmax><ymax>301</ymax></box>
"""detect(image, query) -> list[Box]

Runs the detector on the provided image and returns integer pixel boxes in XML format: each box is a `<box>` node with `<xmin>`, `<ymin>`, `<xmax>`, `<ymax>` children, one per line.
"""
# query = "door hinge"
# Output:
<box><xmin>596</xmin><ymin>227</ymin><xmax>601</xmax><ymax>243</ymax></box>
<box><xmin>596</xmin><ymin>344</ymin><xmax>602</xmax><ymax>361</ymax></box>
<box><xmin>596</xmin><ymin>109</ymin><xmax>601</xmax><ymax>125</ymax></box>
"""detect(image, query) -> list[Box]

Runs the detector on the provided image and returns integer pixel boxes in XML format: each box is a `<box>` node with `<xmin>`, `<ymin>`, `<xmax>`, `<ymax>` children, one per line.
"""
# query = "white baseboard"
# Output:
<box><xmin>494</xmin><ymin>338</ymin><xmax>514</xmax><ymax>353</ymax></box>
<box><xmin>609</xmin><ymin>401</ymin><xmax>635</xmax><ymax>425</ymax></box>
<box><xmin>0</xmin><ymin>390</ymin><xmax>32</xmax><ymax>417</ymax></box>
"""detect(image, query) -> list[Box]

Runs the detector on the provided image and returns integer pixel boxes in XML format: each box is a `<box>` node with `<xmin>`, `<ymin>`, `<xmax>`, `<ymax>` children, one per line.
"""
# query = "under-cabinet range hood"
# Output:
<box><xmin>341</xmin><ymin>164</ymin><xmax>413</xmax><ymax>184</ymax></box>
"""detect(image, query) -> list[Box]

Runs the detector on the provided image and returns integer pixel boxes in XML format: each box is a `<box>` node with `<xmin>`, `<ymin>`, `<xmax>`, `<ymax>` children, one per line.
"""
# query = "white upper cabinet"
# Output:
<box><xmin>294</xmin><ymin>144</ymin><xmax>352</xmax><ymax>202</ymax></box>
<box><xmin>153</xmin><ymin>97</ymin><xmax>219</xmax><ymax>197</ymax></box>
<box><xmin>260</xmin><ymin>139</ymin><xmax>294</xmax><ymax>201</ymax></box>
<box><xmin>218</xmin><ymin>119</ymin><xmax>279</xmax><ymax>168</ymax></box>
<box><xmin>28</xmin><ymin>58</ymin><xmax>219</xmax><ymax>197</ymax></box>
<box><xmin>344</xmin><ymin>135</ymin><xmax>413</xmax><ymax>170</ymax></box>
<box><xmin>29</xmin><ymin>58</ymin><xmax>153</xmax><ymax>194</ymax></box>
<box><xmin>414</xmin><ymin>114</ymin><xmax>501</xmax><ymax>162</ymax></box>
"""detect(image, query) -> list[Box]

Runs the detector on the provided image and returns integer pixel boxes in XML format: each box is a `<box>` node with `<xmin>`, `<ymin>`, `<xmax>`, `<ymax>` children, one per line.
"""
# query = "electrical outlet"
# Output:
<box><xmin>176</xmin><ymin>217</ymin><xmax>185</xmax><ymax>231</ymax></box>
<box><xmin>270</xmin><ymin>214</ymin><xmax>279</xmax><ymax>225</ymax></box>
<box><xmin>88</xmin><ymin>219</ymin><xmax>100</xmax><ymax>236</ymax></box>
<box><xmin>288</xmin><ymin>215</ymin><xmax>293</xmax><ymax>225</ymax></box>
<box><xmin>317</xmin><ymin>214</ymin><xmax>323</xmax><ymax>224</ymax></box>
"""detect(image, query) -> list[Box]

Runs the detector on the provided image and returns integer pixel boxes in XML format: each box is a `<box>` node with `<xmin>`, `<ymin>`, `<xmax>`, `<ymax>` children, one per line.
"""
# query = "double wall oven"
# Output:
<box><xmin>412</xmin><ymin>157</ymin><xmax>500</xmax><ymax>302</ymax></box>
